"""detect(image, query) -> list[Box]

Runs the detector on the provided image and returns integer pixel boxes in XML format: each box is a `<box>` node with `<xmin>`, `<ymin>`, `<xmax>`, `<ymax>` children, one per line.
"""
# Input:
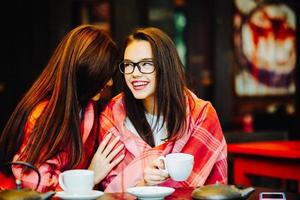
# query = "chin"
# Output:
<box><xmin>130</xmin><ymin>90</ymin><xmax>153</xmax><ymax>100</ymax></box>
<box><xmin>132</xmin><ymin>93</ymin><xmax>148</xmax><ymax>100</ymax></box>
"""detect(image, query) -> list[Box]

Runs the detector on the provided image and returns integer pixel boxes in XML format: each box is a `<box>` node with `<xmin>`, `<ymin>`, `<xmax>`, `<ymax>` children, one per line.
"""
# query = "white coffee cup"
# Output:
<box><xmin>159</xmin><ymin>153</ymin><xmax>194</xmax><ymax>181</ymax></box>
<box><xmin>58</xmin><ymin>169</ymin><xmax>94</xmax><ymax>195</ymax></box>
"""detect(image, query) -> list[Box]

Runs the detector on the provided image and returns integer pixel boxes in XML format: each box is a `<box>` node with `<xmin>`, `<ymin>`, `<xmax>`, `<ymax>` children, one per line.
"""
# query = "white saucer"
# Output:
<box><xmin>126</xmin><ymin>186</ymin><xmax>175</xmax><ymax>200</ymax></box>
<box><xmin>55</xmin><ymin>190</ymin><xmax>104</xmax><ymax>200</ymax></box>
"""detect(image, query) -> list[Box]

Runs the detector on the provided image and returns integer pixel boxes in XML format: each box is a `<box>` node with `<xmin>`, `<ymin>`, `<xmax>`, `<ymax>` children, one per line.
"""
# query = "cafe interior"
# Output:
<box><xmin>0</xmin><ymin>0</ymin><xmax>300</xmax><ymax>198</ymax></box>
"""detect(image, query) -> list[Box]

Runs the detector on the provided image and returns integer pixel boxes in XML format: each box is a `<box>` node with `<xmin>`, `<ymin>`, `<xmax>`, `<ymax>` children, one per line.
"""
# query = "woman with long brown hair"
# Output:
<box><xmin>0</xmin><ymin>25</ymin><xmax>124</xmax><ymax>192</ymax></box>
<box><xmin>97</xmin><ymin>27</ymin><xmax>227</xmax><ymax>192</ymax></box>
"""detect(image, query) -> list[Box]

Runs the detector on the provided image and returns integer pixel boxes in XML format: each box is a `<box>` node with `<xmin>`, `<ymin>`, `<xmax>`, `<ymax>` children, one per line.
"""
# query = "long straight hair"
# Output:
<box><xmin>0</xmin><ymin>25</ymin><xmax>118</xmax><ymax>169</ymax></box>
<box><xmin>121</xmin><ymin>27</ymin><xmax>187</xmax><ymax>147</ymax></box>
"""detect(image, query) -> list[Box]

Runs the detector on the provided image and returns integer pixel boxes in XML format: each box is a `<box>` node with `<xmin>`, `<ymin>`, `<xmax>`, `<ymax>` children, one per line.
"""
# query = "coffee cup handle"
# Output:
<box><xmin>58</xmin><ymin>172</ymin><xmax>67</xmax><ymax>192</ymax></box>
<box><xmin>158</xmin><ymin>156</ymin><xmax>168</xmax><ymax>173</ymax></box>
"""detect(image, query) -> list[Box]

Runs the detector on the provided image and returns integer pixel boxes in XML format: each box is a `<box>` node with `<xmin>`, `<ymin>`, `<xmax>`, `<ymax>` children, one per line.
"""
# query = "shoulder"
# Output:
<box><xmin>99</xmin><ymin>93</ymin><xmax>127</xmax><ymax>132</ymax></box>
<box><xmin>101</xmin><ymin>93</ymin><xmax>126</xmax><ymax>118</ymax></box>
<box><xmin>109</xmin><ymin>93</ymin><xmax>125</xmax><ymax>105</ymax></box>
<box><xmin>105</xmin><ymin>93</ymin><xmax>125</xmax><ymax>110</ymax></box>
<box><xmin>185</xmin><ymin>90</ymin><xmax>219</xmax><ymax>120</ymax></box>
<box><xmin>186</xmin><ymin>90</ymin><xmax>213</xmax><ymax>111</ymax></box>
<box><xmin>185</xmin><ymin>90</ymin><xmax>224</xmax><ymax>140</ymax></box>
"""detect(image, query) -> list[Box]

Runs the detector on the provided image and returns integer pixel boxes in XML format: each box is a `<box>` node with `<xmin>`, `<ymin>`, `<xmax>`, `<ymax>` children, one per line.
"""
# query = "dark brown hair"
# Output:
<box><xmin>0</xmin><ymin>25</ymin><xmax>118</xmax><ymax>169</ymax></box>
<box><xmin>121</xmin><ymin>27</ymin><xmax>187</xmax><ymax>147</ymax></box>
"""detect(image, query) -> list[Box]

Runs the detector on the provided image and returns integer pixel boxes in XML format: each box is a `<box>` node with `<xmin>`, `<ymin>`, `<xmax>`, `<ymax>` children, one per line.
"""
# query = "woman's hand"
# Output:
<box><xmin>88</xmin><ymin>133</ymin><xmax>125</xmax><ymax>185</ymax></box>
<box><xmin>142</xmin><ymin>158</ymin><xmax>169</xmax><ymax>186</ymax></box>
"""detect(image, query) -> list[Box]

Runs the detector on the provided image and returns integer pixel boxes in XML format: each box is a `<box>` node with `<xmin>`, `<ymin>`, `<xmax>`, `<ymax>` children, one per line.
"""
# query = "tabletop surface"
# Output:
<box><xmin>59</xmin><ymin>187</ymin><xmax>300</xmax><ymax>200</ymax></box>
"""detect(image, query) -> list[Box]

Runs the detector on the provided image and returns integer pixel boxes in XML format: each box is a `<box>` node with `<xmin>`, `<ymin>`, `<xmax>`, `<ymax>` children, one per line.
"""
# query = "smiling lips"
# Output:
<box><xmin>131</xmin><ymin>80</ymin><xmax>149</xmax><ymax>90</ymax></box>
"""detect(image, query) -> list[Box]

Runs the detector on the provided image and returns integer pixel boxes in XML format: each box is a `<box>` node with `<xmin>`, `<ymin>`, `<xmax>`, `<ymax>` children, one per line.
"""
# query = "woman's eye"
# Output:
<box><xmin>141</xmin><ymin>61</ymin><xmax>153</xmax><ymax>66</ymax></box>
<box><xmin>124</xmin><ymin>63</ymin><xmax>132</xmax><ymax>67</ymax></box>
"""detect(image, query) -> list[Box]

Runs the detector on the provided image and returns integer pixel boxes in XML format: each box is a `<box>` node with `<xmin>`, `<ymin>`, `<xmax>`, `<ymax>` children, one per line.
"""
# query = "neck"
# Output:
<box><xmin>143</xmin><ymin>95</ymin><xmax>156</xmax><ymax>115</ymax></box>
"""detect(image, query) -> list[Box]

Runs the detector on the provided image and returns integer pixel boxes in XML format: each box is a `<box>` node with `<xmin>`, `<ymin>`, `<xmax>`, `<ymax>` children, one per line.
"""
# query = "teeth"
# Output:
<box><xmin>133</xmin><ymin>81</ymin><xmax>147</xmax><ymax>86</ymax></box>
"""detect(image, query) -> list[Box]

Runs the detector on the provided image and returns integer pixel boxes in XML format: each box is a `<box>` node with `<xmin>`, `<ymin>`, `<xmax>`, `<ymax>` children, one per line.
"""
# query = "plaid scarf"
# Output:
<box><xmin>99</xmin><ymin>91</ymin><xmax>227</xmax><ymax>192</ymax></box>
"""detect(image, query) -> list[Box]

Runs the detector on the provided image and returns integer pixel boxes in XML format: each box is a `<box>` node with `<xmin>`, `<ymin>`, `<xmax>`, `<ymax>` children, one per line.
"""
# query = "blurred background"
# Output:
<box><xmin>0</xmin><ymin>0</ymin><xmax>299</xmax><ymax>192</ymax></box>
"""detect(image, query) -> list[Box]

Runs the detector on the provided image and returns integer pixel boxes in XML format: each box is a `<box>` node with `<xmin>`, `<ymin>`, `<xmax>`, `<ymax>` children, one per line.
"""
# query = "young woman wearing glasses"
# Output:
<box><xmin>95</xmin><ymin>27</ymin><xmax>227</xmax><ymax>192</ymax></box>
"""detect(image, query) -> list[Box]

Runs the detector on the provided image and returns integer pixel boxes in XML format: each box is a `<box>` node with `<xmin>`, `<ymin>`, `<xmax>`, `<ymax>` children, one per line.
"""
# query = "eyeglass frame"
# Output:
<box><xmin>118</xmin><ymin>58</ymin><xmax>156</xmax><ymax>74</ymax></box>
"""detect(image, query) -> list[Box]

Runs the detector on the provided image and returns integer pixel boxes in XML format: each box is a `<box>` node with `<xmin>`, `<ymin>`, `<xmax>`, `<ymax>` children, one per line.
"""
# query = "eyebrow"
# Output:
<box><xmin>123</xmin><ymin>58</ymin><xmax>153</xmax><ymax>62</ymax></box>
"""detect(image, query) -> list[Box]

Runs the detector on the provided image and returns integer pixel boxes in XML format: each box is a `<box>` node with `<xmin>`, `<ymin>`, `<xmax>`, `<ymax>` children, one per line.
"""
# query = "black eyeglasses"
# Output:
<box><xmin>119</xmin><ymin>59</ymin><xmax>155</xmax><ymax>74</ymax></box>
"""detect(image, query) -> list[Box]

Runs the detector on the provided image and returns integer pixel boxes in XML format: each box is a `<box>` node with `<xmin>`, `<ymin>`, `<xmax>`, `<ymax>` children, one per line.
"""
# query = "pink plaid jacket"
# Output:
<box><xmin>99</xmin><ymin>90</ymin><xmax>227</xmax><ymax>192</ymax></box>
<box><xmin>11</xmin><ymin>100</ymin><xmax>97</xmax><ymax>192</ymax></box>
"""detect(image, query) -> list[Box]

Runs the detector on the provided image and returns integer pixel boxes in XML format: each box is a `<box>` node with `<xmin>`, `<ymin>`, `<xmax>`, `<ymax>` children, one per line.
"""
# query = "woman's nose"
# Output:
<box><xmin>132</xmin><ymin>65</ymin><xmax>142</xmax><ymax>77</ymax></box>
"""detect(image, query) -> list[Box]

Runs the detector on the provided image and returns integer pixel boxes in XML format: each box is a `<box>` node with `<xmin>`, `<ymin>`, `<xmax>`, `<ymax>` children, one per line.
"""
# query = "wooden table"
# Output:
<box><xmin>227</xmin><ymin>140</ymin><xmax>300</xmax><ymax>193</ymax></box>
<box><xmin>52</xmin><ymin>187</ymin><xmax>300</xmax><ymax>200</ymax></box>
<box><xmin>53</xmin><ymin>186</ymin><xmax>300</xmax><ymax>199</ymax></box>
<box><xmin>95</xmin><ymin>187</ymin><xmax>300</xmax><ymax>200</ymax></box>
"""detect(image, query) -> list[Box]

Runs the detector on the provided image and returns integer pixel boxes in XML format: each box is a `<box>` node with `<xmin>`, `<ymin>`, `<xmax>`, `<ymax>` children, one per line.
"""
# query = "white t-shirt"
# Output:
<box><xmin>124</xmin><ymin>113</ymin><xmax>167</xmax><ymax>146</ymax></box>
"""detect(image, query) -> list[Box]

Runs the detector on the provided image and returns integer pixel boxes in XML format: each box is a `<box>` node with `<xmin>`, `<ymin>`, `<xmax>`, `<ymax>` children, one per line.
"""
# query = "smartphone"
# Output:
<box><xmin>259</xmin><ymin>192</ymin><xmax>286</xmax><ymax>200</ymax></box>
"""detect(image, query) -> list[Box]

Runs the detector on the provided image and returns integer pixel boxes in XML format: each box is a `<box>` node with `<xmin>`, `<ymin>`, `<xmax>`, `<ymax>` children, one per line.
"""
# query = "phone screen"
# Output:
<box><xmin>262</xmin><ymin>194</ymin><xmax>284</xmax><ymax>198</ymax></box>
<box><xmin>260</xmin><ymin>192</ymin><xmax>286</xmax><ymax>200</ymax></box>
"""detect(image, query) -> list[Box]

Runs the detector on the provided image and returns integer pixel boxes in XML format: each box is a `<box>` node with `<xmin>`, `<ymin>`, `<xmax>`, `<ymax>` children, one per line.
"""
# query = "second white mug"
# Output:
<box><xmin>58</xmin><ymin>169</ymin><xmax>94</xmax><ymax>195</ymax></box>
